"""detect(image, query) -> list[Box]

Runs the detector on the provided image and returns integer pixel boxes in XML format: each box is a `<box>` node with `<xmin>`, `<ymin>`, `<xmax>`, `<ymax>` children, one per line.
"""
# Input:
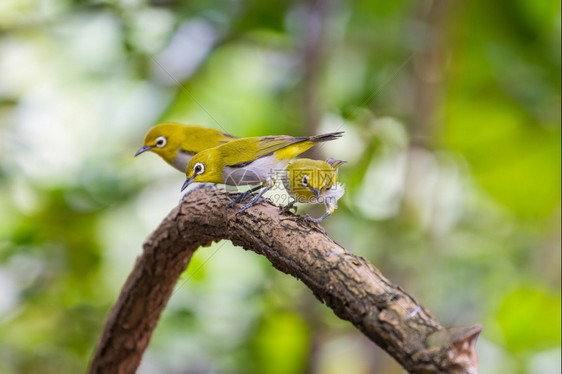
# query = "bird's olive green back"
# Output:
<box><xmin>217</xmin><ymin>135</ymin><xmax>315</xmax><ymax>166</ymax></box>
<box><xmin>178</xmin><ymin>124</ymin><xmax>235</xmax><ymax>151</ymax></box>
<box><xmin>217</xmin><ymin>132</ymin><xmax>343</xmax><ymax>166</ymax></box>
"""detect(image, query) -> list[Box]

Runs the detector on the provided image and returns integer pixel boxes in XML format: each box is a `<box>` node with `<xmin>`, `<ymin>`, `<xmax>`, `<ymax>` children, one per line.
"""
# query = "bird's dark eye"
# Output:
<box><xmin>155</xmin><ymin>136</ymin><xmax>167</xmax><ymax>148</ymax></box>
<box><xmin>194</xmin><ymin>162</ymin><xmax>205</xmax><ymax>175</ymax></box>
<box><xmin>301</xmin><ymin>175</ymin><xmax>309</xmax><ymax>187</ymax></box>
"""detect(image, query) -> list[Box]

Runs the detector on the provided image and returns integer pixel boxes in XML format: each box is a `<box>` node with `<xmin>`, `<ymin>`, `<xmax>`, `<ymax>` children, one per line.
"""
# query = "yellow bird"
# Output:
<box><xmin>135</xmin><ymin>122</ymin><xmax>236</xmax><ymax>171</ymax></box>
<box><xmin>282</xmin><ymin>158</ymin><xmax>346</xmax><ymax>222</ymax></box>
<box><xmin>182</xmin><ymin>131</ymin><xmax>344</xmax><ymax>212</ymax></box>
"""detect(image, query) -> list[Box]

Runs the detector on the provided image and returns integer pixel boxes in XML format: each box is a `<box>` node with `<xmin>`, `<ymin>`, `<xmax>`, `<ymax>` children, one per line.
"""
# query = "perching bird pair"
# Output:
<box><xmin>135</xmin><ymin>123</ymin><xmax>345</xmax><ymax>222</ymax></box>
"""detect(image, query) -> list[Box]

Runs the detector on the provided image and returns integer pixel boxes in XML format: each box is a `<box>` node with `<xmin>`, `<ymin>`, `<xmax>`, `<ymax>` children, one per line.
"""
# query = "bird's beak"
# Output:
<box><xmin>308</xmin><ymin>186</ymin><xmax>320</xmax><ymax>199</ymax></box>
<box><xmin>181</xmin><ymin>176</ymin><xmax>196</xmax><ymax>192</ymax></box>
<box><xmin>135</xmin><ymin>145</ymin><xmax>153</xmax><ymax>157</ymax></box>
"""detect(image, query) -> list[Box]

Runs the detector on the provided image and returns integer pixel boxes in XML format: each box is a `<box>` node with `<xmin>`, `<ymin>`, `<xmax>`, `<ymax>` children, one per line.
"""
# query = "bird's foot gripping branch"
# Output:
<box><xmin>89</xmin><ymin>186</ymin><xmax>482</xmax><ymax>374</ymax></box>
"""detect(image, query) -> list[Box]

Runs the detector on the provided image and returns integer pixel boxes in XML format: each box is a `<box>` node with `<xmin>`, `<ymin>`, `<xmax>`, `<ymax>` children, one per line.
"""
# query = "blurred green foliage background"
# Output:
<box><xmin>0</xmin><ymin>0</ymin><xmax>560</xmax><ymax>373</ymax></box>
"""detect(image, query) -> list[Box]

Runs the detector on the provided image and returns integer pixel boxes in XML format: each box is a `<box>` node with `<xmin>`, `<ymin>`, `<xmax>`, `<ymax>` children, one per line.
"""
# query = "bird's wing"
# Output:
<box><xmin>252</xmin><ymin>135</ymin><xmax>308</xmax><ymax>159</ymax></box>
<box><xmin>223</xmin><ymin>136</ymin><xmax>306</xmax><ymax>166</ymax></box>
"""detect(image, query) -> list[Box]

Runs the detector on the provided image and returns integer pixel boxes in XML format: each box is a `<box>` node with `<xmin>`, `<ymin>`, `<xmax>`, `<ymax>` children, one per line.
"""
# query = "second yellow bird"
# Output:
<box><xmin>182</xmin><ymin>131</ymin><xmax>344</xmax><ymax>212</ymax></box>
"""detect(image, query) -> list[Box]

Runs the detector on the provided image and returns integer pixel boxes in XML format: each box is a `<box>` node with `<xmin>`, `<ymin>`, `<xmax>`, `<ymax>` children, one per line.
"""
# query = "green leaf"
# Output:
<box><xmin>445</xmin><ymin>97</ymin><xmax>561</xmax><ymax>219</ymax></box>
<box><xmin>251</xmin><ymin>311</ymin><xmax>310</xmax><ymax>374</ymax></box>
<box><xmin>496</xmin><ymin>287</ymin><xmax>561</xmax><ymax>353</ymax></box>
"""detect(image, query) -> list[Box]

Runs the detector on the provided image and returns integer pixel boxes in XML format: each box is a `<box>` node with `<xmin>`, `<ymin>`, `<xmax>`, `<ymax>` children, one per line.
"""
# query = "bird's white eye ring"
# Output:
<box><xmin>155</xmin><ymin>136</ymin><xmax>167</xmax><ymax>148</ymax></box>
<box><xmin>193</xmin><ymin>162</ymin><xmax>205</xmax><ymax>175</ymax></box>
<box><xmin>301</xmin><ymin>175</ymin><xmax>309</xmax><ymax>187</ymax></box>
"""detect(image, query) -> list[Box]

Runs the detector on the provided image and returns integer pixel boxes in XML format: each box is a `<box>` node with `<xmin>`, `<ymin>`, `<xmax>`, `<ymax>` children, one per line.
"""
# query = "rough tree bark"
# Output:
<box><xmin>88</xmin><ymin>186</ymin><xmax>481</xmax><ymax>374</ymax></box>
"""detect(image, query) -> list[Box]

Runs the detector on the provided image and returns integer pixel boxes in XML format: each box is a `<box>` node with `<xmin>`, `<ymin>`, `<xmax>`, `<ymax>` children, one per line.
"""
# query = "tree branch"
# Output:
<box><xmin>88</xmin><ymin>186</ymin><xmax>481</xmax><ymax>374</ymax></box>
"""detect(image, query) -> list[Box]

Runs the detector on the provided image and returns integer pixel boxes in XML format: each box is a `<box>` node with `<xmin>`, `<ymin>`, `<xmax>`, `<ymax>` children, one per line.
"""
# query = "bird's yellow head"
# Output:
<box><xmin>181</xmin><ymin>149</ymin><xmax>224</xmax><ymax>190</ymax></box>
<box><xmin>135</xmin><ymin>123</ymin><xmax>186</xmax><ymax>164</ymax></box>
<box><xmin>287</xmin><ymin>159</ymin><xmax>334</xmax><ymax>200</ymax></box>
<box><xmin>286</xmin><ymin>158</ymin><xmax>346</xmax><ymax>202</ymax></box>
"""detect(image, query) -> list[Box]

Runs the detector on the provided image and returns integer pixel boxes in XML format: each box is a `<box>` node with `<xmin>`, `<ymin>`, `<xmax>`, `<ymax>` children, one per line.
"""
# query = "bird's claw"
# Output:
<box><xmin>279</xmin><ymin>203</ymin><xmax>297</xmax><ymax>215</ymax></box>
<box><xmin>237</xmin><ymin>198</ymin><xmax>267</xmax><ymax>215</ymax></box>
<box><xmin>228</xmin><ymin>192</ymin><xmax>250</xmax><ymax>207</ymax></box>
<box><xmin>301</xmin><ymin>214</ymin><xmax>317</xmax><ymax>223</ymax></box>
<box><xmin>228</xmin><ymin>185</ymin><xmax>265</xmax><ymax>207</ymax></box>
<box><xmin>301</xmin><ymin>214</ymin><xmax>327</xmax><ymax>234</ymax></box>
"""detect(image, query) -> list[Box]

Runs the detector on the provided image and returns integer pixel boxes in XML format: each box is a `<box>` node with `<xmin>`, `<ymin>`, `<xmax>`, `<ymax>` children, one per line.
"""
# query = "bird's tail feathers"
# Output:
<box><xmin>308</xmin><ymin>131</ymin><xmax>344</xmax><ymax>144</ymax></box>
<box><xmin>325</xmin><ymin>158</ymin><xmax>347</xmax><ymax>169</ymax></box>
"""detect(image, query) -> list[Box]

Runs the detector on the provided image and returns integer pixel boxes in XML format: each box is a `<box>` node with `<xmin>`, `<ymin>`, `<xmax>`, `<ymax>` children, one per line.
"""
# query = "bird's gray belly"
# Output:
<box><xmin>222</xmin><ymin>166</ymin><xmax>265</xmax><ymax>185</ymax></box>
<box><xmin>222</xmin><ymin>156</ymin><xmax>288</xmax><ymax>186</ymax></box>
